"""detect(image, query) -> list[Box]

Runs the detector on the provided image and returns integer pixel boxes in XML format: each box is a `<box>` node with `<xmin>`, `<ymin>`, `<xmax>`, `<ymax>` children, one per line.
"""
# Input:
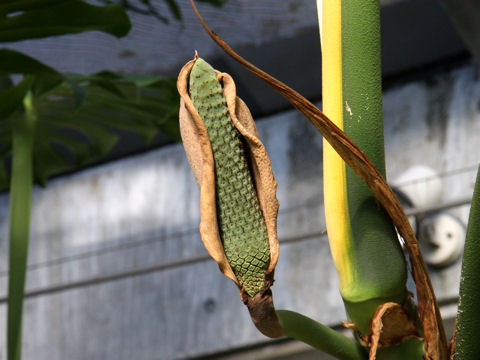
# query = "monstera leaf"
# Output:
<box><xmin>0</xmin><ymin>2</ymin><xmax>192</xmax><ymax>360</ymax></box>
<box><xmin>0</xmin><ymin>0</ymin><xmax>131</xmax><ymax>42</ymax></box>
<box><xmin>0</xmin><ymin>0</ymin><xmax>132</xmax><ymax>118</ymax></box>
<box><xmin>0</xmin><ymin>71</ymin><xmax>180</xmax><ymax>192</ymax></box>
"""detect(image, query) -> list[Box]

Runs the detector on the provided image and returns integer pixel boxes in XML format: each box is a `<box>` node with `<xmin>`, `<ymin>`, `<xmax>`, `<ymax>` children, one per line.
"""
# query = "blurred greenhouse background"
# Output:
<box><xmin>1</xmin><ymin>0</ymin><xmax>480</xmax><ymax>358</ymax></box>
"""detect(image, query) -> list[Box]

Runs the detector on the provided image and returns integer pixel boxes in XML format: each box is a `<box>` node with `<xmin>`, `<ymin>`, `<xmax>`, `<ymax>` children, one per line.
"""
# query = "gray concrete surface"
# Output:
<box><xmin>1</xmin><ymin>58</ymin><xmax>479</xmax><ymax>358</ymax></box>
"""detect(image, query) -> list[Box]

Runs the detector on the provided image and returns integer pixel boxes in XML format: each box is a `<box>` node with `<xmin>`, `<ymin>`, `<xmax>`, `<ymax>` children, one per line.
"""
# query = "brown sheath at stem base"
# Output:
<box><xmin>242</xmin><ymin>274</ymin><xmax>283</xmax><ymax>338</ymax></box>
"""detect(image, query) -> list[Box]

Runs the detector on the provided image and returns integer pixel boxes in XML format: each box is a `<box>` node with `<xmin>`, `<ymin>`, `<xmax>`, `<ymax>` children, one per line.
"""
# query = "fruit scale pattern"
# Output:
<box><xmin>188</xmin><ymin>58</ymin><xmax>270</xmax><ymax>297</ymax></box>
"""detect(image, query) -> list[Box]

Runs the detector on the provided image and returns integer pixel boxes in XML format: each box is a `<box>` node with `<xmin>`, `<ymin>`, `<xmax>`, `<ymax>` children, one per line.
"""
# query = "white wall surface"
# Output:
<box><xmin>0</xmin><ymin>60</ymin><xmax>479</xmax><ymax>359</ymax></box>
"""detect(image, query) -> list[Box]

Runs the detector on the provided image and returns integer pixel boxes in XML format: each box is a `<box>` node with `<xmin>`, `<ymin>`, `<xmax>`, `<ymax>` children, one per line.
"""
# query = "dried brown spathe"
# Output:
<box><xmin>177</xmin><ymin>57</ymin><xmax>282</xmax><ymax>338</ymax></box>
<box><xmin>365</xmin><ymin>302</ymin><xmax>423</xmax><ymax>360</ymax></box>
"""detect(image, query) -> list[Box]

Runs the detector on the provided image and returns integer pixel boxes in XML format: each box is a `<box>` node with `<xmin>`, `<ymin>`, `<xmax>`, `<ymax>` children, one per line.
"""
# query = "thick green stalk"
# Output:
<box><xmin>341</xmin><ymin>0</ymin><xmax>408</xmax><ymax>332</ymax></box>
<box><xmin>376</xmin><ymin>339</ymin><xmax>426</xmax><ymax>360</ymax></box>
<box><xmin>320</xmin><ymin>1</ymin><xmax>425</xmax><ymax>357</ymax></box>
<box><xmin>8</xmin><ymin>91</ymin><xmax>36</xmax><ymax>360</ymax></box>
<box><xmin>276</xmin><ymin>310</ymin><xmax>367</xmax><ymax>360</ymax></box>
<box><xmin>321</xmin><ymin>0</ymin><xmax>408</xmax><ymax>333</ymax></box>
<box><xmin>454</xmin><ymin>166</ymin><xmax>480</xmax><ymax>359</ymax></box>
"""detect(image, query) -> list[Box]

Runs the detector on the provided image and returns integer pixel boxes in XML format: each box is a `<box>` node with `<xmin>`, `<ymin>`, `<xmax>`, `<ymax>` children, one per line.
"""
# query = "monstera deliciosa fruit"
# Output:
<box><xmin>178</xmin><ymin>55</ymin><xmax>283</xmax><ymax>338</ymax></box>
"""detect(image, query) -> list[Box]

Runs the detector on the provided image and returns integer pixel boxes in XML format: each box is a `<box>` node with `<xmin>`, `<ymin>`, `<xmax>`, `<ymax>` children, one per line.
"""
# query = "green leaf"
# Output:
<box><xmin>0</xmin><ymin>72</ymin><xmax>180</xmax><ymax>191</ymax></box>
<box><xmin>0</xmin><ymin>50</ymin><xmax>63</xmax><ymax>95</ymax></box>
<box><xmin>0</xmin><ymin>0</ymin><xmax>65</xmax><ymax>15</ymax></box>
<box><xmin>0</xmin><ymin>76</ymin><xmax>34</xmax><ymax>119</ymax></box>
<box><xmin>0</xmin><ymin>75</ymin><xmax>13</xmax><ymax>89</ymax></box>
<box><xmin>8</xmin><ymin>92</ymin><xmax>36</xmax><ymax>360</ymax></box>
<box><xmin>0</xmin><ymin>49</ymin><xmax>61</xmax><ymax>76</ymax></box>
<box><xmin>276</xmin><ymin>310</ymin><xmax>367</xmax><ymax>360</ymax></box>
<box><xmin>33</xmin><ymin>126</ymin><xmax>79</xmax><ymax>185</ymax></box>
<box><xmin>87</xmin><ymin>72</ymin><xmax>126</xmax><ymax>98</ymax></box>
<box><xmin>32</xmin><ymin>75</ymin><xmax>63</xmax><ymax>96</ymax></box>
<box><xmin>64</xmin><ymin>76</ymin><xmax>87</xmax><ymax>108</ymax></box>
<box><xmin>0</xmin><ymin>1</ymin><xmax>131</xmax><ymax>43</ymax></box>
<box><xmin>164</xmin><ymin>0</ymin><xmax>182</xmax><ymax>20</ymax></box>
<box><xmin>454</xmin><ymin>166</ymin><xmax>480</xmax><ymax>359</ymax></box>
<box><xmin>197</xmin><ymin>0</ymin><xmax>224</xmax><ymax>7</ymax></box>
<box><xmin>44</xmin><ymin>115</ymin><xmax>118</xmax><ymax>157</ymax></box>
<box><xmin>0</xmin><ymin>158</ymin><xmax>8</xmax><ymax>190</ymax></box>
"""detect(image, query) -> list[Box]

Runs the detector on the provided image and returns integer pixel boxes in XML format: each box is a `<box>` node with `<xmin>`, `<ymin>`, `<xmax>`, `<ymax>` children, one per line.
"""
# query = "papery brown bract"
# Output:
<box><xmin>177</xmin><ymin>57</ymin><xmax>282</xmax><ymax>338</ymax></box>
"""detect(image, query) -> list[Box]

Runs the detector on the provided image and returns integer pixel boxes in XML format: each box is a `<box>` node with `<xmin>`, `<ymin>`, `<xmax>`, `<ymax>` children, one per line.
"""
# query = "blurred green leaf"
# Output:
<box><xmin>0</xmin><ymin>76</ymin><xmax>34</xmax><ymax>119</ymax></box>
<box><xmin>0</xmin><ymin>49</ymin><xmax>61</xmax><ymax>76</ymax></box>
<box><xmin>164</xmin><ymin>0</ymin><xmax>182</xmax><ymax>20</ymax></box>
<box><xmin>0</xmin><ymin>0</ymin><xmax>65</xmax><ymax>14</ymax></box>
<box><xmin>0</xmin><ymin>160</ymin><xmax>7</xmax><ymax>190</ymax></box>
<box><xmin>32</xmin><ymin>75</ymin><xmax>64</xmax><ymax>96</ymax></box>
<box><xmin>0</xmin><ymin>72</ymin><xmax>180</xmax><ymax>191</ymax></box>
<box><xmin>197</xmin><ymin>0</ymin><xmax>224</xmax><ymax>6</ymax></box>
<box><xmin>0</xmin><ymin>1</ymin><xmax>131</xmax><ymax>43</ymax></box>
<box><xmin>0</xmin><ymin>75</ymin><xmax>13</xmax><ymax>89</ymax></box>
<box><xmin>0</xmin><ymin>50</ymin><xmax>64</xmax><ymax>96</ymax></box>
<box><xmin>0</xmin><ymin>49</ymin><xmax>63</xmax><ymax>97</ymax></box>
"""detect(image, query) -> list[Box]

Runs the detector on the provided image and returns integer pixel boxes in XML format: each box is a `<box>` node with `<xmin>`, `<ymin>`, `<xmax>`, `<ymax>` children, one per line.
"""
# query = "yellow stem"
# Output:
<box><xmin>320</xmin><ymin>0</ymin><xmax>354</xmax><ymax>290</ymax></box>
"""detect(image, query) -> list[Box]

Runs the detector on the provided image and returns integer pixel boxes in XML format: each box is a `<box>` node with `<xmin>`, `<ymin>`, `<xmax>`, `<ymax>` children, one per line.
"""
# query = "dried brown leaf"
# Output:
<box><xmin>366</xmin><ymin>302</ymin><xmax>422</xmax><ymax>360</ymax></box>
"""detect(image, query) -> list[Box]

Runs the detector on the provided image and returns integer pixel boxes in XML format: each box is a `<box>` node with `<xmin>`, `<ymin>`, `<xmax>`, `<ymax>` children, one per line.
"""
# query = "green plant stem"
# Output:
<box><xmin>276</xmin><ymin>310</ymin><xmax>367</xmax><ymax>360</ymax></box>
<box><xmin>454</xmin><ymin>166</ymin><xmax>480</xmax><ymax>359</ymax></box>
<box><xmin>8</xmin><ymin>91</ymin><xmax>36</xmax><ymax>360</ymax></box>
<box><xmin>341</xmin><ymin>0</ymin><xmax>408</xmax><ymax>330</ymax></box>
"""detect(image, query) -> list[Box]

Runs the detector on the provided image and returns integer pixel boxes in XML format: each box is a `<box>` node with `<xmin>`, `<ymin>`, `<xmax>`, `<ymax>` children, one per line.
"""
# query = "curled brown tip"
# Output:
<box><xmin>243</xmin><ymin>288</ymin><xmax>283</xmax><ymax>338</ymax></box>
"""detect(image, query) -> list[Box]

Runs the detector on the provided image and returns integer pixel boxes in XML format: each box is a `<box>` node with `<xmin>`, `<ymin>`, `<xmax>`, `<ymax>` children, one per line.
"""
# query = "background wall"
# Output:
<box><xmin>1</xmin><ymin>0</ymin><xmax>478</xmax><ymax>359</ymax></box>
<box><xmin>0</xmin><ymin>57</ymin><xmax>478</xmax><ymax>359</ymax></box>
